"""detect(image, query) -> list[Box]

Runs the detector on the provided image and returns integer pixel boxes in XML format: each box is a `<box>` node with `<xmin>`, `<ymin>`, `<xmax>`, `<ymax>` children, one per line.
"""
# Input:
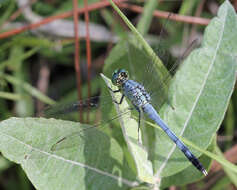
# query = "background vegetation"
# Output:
<box><xmin>0</xmin><ymin>0</ymin><xmax>236</xmax><ymax>189</ymax></box>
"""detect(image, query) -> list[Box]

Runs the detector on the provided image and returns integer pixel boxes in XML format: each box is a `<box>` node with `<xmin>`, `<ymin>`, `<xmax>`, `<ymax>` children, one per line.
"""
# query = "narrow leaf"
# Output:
<box><xmin>101</xmin><ymin>74</ymin><xmax>154</xmax><ymax>184</ymax></box>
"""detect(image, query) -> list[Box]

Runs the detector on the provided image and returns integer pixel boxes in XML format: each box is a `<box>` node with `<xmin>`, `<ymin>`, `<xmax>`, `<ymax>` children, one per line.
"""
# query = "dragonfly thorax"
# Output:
<box><xmin>122</xmin><ymin>80</ymin><xmax>151</xmax><ymax>108</ymax></box>
<box><xmin>112</xmin><ymin>69</ymin><xmax>151</xmax><ymax>108</ymax></box>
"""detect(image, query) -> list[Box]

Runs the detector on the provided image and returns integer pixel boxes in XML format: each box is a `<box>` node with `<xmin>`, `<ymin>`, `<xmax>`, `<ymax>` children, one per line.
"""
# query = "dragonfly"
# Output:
<box><xmin>110</xmin><ymin>68</ymin><xmax>207</xmax><ymax>176</ymax></box>
<box><xmin>45</xmin><ymin>25</ymin><xmax>208</xmax><ymax>177</ymax></box>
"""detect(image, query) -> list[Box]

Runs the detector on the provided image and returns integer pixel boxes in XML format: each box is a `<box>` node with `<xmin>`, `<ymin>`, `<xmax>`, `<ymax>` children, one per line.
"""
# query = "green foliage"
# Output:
<box><xmin>137</xmin><ymin>0</ymin><xmax>158</xmax><ymax>35</ymax></box>
<box><xmin>0</xmin><ymin>117</ymin><xmax>137</xmax><ymax>190</ymax></box>
<box><xmin>0</xmin><ymin>0</ymin><xmax>236</xmax><ymax>190</ymax></box>
<box><xmin>0</xmin><ymin>0</ymin><xmax>15</xmax><ymax>26</ymax></box>
<box><xmin>154</xmin><ymin>0</ymin><xmax>237</xmax><ymax>177</ymax></box>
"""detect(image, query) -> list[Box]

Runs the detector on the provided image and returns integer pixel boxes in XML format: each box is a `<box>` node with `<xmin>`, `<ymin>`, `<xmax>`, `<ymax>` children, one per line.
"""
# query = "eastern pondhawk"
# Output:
<box><xmin>45</xmin><ymin>25</ymin><xmax>208</xmax><ymax>177</ymax></box>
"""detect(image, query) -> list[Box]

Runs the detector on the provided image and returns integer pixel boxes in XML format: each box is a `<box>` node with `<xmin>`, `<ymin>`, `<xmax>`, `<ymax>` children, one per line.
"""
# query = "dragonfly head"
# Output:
<box><xmin>112</xmin><ymin>69</ymin><xmax>129</xmax><ymax>86</ymax></box>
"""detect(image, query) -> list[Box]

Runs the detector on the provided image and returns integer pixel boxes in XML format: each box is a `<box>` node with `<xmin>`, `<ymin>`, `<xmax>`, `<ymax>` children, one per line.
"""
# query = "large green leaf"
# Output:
<box><xmin>152</xmin><ymin>0</ymin><xmax>237</xmax><ymax>178</ymax></box>
<box><xmin>104</xmin><ymin>0</ymin><xmax>237</xmax><ymax>184</ymax></box>
<box><xmin>0</xmin><ymin>1</ymin><xmax>236</xmax><ymax>189</ymax></box>
<box><xmin>0</xmin><ymin>118</ymin><xmax>138</xmax><ymax>190</ymax></box>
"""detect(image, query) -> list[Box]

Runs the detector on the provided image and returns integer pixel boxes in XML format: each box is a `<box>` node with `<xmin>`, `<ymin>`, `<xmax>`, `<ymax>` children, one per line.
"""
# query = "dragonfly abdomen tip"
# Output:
<box><xmin>202</xmin><ymin>169</ymin><xmax>208</xmax><ymax>176</ymax></box>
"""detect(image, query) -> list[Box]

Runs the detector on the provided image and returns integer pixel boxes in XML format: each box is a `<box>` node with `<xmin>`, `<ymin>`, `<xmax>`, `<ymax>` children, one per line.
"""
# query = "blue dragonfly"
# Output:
<box><xmin>109</xmin><ymin>68</ymin><xmax>207</xmax><ymax>176</ymax></box>
<box><xmin>46</xmin><ymin>42</ymin><xmax>208</xmax><ymax>177</ymax></box>
<box><xmin>46</xmin><ymin>35</ymin><xmax>208</xmax><ymax>177</ymax></box>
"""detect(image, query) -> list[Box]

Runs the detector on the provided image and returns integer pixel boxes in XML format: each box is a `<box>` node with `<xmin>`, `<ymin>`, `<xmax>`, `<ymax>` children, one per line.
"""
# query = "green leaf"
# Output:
<box><xmin>108</xmin><ymin>0</ymin><xmax>169</xmax><ymax>79</ymax></box>
<box><xmin>0</xmin><ymin>156</ymin><xmax>12</xmax><ymax>172</ymax></box>
<box><xmin>0</xmin><ymin>117</ymin><xmax>138</xmax><ymax>190</ymax></box>
<box><xmin>10</xmin><ymin>45</ymin><xmax>34</xmax><ymax>117</ymax></box>
<box><xmin>152</xmin><ymin>0</ymin><xmax>237</xmax><ymax>177</ymax></box>
<box><xmin>0</xmin><ymin>1</ymin><xmax>236</xmax><ymax>189</ymax></box>
<box><xmin>0</xmin><ymin>0</ymin><xmax>15</xmax><ymax>27</ymax></box>
<box><xmin>0</xmin><ymin>91</ymin><xmax>22</xmax><ymax>100</ymax></box>
<box><xmin>136</xmin><ymin>0</ymin><xmax>158</xmax><ymax>35</ymax></box>
<box><xmin>182</xmin><ymin>138</ymin><xmax>237</xmax><ymax>174</ymax></box>
<box><xmin>3</xmin><ymin>74</ymin><xmax>56</xmax><ymax>105</ymax></box>
<box><xmin>0</xmin><ymin>47</ymin><xmax>40</xmax><ymax>70</ymax></box>
<box><xmin>101</xmin><ymin>74</ymin><xmax>154</xmax><ymax>184</ymax></box>
<box><xmin>160</xmin><ymin>137</ymin><xmax>215</xmax><ymax>188</ymax></box>
<box><xmin>104</xmin><ymin>0</ymin><xmax>237</xmax><ymax>184</ymax></box>
<box><xmin>211</xmin><ymin>176</ymin><xmax>232</xmax><ymax>190</ymax></box>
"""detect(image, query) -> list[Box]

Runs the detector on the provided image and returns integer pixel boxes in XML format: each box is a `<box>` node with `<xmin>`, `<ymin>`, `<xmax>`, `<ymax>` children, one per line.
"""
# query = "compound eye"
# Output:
<box><xmin>120</xmin><ymin>72</ymin><xmax>125</xmax><ymax>78</ymax></box>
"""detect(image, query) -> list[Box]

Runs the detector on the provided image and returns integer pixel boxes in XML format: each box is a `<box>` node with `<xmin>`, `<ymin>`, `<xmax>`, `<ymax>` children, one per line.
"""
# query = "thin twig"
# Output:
<box><xmin>119</xmin><ymin>3</ymin><xmax>210</xmax><ymax>26</ymax></box>
<box><xmin>189</xmin><ymin>0</ymin><xmax>206</xmax><ymax>43</ymax></box>
<box><xmin>83</xmin><ymin>0</ymin><xmax>92</xmax><ymax>122</ymax></box>
<box><xmin>73</xmin><ymin>0</ymin><xmax>83</xmax><ymax>122</ymax></box>
<box><xmin>36</xmin><ymin>59</ymin><xmax>50</xmax><ymax>115</ymax></box>
<box><xmin>0</xmin><ymin>0</ymin><xmax>127</xmax><ymax>39</ymax></box>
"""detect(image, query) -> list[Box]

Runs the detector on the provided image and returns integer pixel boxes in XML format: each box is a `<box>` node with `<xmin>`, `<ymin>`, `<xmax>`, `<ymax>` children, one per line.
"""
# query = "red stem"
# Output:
<box><xmin>73</xmin><ymin>0</ymin><xmax>83</xmax><ymax>122</ymax></box>
<box><xmin>119</xmin><ymin>3</ymin><xmax>210</xmax><ymax>26</ymax></box>
<box><xmin>83</xmin><ymin>0</ymin><xmax>92</xmax><ymax>122</ymax></box>
<box><xmin>0</xmin><ymin>0</ymin><xmax>128</xmax><ymax>39</ymax></box>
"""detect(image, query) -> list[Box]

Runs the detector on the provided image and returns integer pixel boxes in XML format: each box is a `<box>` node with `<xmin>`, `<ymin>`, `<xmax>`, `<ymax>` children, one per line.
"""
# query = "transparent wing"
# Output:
<box><xmin>103</xmin><ymin>40</ymin><xmax>168</xmax><ymax>110</ymax></box>
<box><xmin>126</xmin><ymin>43</ymin><xmax>169</xmax><ymax>109</ymax></box>
<box><xmin>51</xmin><ymin>108</ymin><xmax>133</xmax><ymax>151</ymax></box>
<box><xmin>138</xmin><ymin>14</ymin><xmax>173</xmax><ymax>91</ymax></box>
<box><xmin>148</xmin><ymin>39</ymin><xmax>199</xmax><ymax>108</ymax></box>
<box><xmin>125</xmin><ymin>34</ymin><xmax>199</xmax><ymax>111</ymax></box>
<box><xmin>125</xmin><ymin>15</ymin><xmax>173</xmax><ymax>110</ymax></box>
<box><xmin>43</xmin><ymin>78</ymin><xmax>123</xmax><ymax>123</ymax></box>
<box><xmin>43</xmin><ymin>95</ymin><xmax>100</xmax><ymax>117</ymax></box>
<box><xmin>103</xmin><ymin>17</ymin><xmax>176</xmax><ymax>111</ymax></box>
<box><xmin>45</xmin><ymin>75</ymin><xmax>142</xmax><ymax>151</ymax></box>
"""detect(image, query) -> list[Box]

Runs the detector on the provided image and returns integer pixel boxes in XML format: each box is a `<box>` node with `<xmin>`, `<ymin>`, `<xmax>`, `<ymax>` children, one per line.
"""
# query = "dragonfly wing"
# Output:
<box><xmin>50</xmin><ymin>108</ymin><xmax>134</xmax><ymax>151</ymax></box>
<box><xmin>127</xmin><ymin>42</ymin><xmax>169</xmax><ymax>110</ymax></box>
<box><xmin>127</xmin><ymin>38</ymin><xmax>199</xmax><ymax>110</ymax></box>
<box><xmin>51</xmin><ymin>129</ymin><xmax>86</xmax><ymax>151</ymax></box>
<box><xmin>103</xmin><ymin>41</ymin><xmax>168</xmax><ymax>110</ymax></box>
<box><xmin>45</xmin><ymin>74</ymin><xmax>134</xmax><ymax>151</ymax></box>
<box><xmin>148</xmin><ymin>39</ymin><xmax>200</xmax><ymax>109</ymax></box>
<box><xmin>43</xmin><ymin>88</ymin><xmax>121</xmax><ymax>123</ymax></box>
<box><xmin>49</xmin><ymin>75</ymin><xmax>155</xmax><ymax>182</ymax></box>
<box><xmin>43</xmin><ymin>96</ymin><xmax>99</xmax><ymax>118</ymax></box>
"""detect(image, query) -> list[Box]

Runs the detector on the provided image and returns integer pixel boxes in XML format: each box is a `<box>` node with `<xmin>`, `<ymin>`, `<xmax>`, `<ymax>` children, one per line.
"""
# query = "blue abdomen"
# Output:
<box><xmin>143</xmin><ymin>103</ymin><xmax>207</xmax><ymax>175</ymax></box>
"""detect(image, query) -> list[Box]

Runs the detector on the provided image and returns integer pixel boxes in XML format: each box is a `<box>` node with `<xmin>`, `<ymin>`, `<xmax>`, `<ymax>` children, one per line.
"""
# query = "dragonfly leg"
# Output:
<box><xmin>133</xmin><ymin>105</ymin><xmax>142</xmax><ymax>142</ymax></box>
<box><xmin>138</xmin><ymin>109</ymin><xmax>141</xmax><ymax>142</ymax></box>
<box><xmin>108</xmin><ymin>87</ymin><xmax>120</xmax><ymax>93</ymax></box>
<box><xmin>108</xmin><ymin>87</ymin><xmax>125</xmax><ymax>104</ymax></box>
<box><xmin>112</xmin><ymin>94</ymin><xmax>125</xmax><ymax>105</ymax></box>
